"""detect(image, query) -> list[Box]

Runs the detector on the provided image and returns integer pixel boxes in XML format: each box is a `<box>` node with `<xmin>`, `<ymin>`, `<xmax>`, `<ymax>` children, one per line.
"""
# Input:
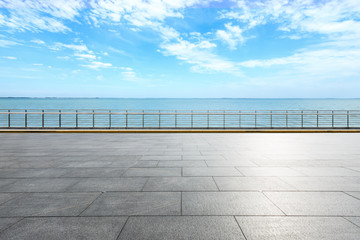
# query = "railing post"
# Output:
<box><xmin>332</xmin><ymin>111</ymin><xmax>334</xmax><ymax>128</ymax></box>
<box><xmin>270</xmin><ymin>110</ymin><xmax>272</xmax><ymax>128</ymax></box>
<box><xmin>126</xmin><ymin>110</ymin><xmax>128</xmax><ymax>129</ymax></box>
<box><xmin>347</xmin><ymin>111</ymin><xmax>349</xmax><ymax>128</ymax></box>
<box><xmin>286</xmin><ymin>110</ymin><xmax>288</xmax><ymax>128</ymax></box>
<box><xmin>75</xmin><ymin>110</ymin><xmax>78</xmax><ymax>128</ymax></box>
<box><xmin>8</xmin><ymin>110</ymin><xmax>10</xmax><ymax>128</ymax></box>
<box><xmin>207</xmin><ymin>110</ymin><xmax>209</xmax><ymax>129</ymax></box>
<box><xmin>42</xmin><ymin>110</ymin><xmax>44</xmax><ymax>128</ymax></box>
<box><xmin>223</xmin><ymin>110</ymin><xmax>225</xmax><ymax>129</ymax></box>
<box><xmin>301</xmin><ymin>111</ymin><xmax>303</xmax><ymax>128</ymax></box>
<box><xmin>239</xmin><ymin>110</ymin><xmax>241</xmax><ymax>128</ymax></box>
<box><xmin>109</xmin><ymin>110</ymin><xmax>111</xmax><ymax>128</ymax></box>
<box><xmin>317</xmin><ymin>111</ymin><xmax>319</xmax><ymax>128</ymax></box>
<box><xmin>159</xmin><ymin>110</ymin><xmax>161</xmax><ymax>129</ymax></box>
<box><xmin>59</xmin><ymin>110</ymin><xmax>61</xmax><ymax>128</ymax></box>
<box><xmin>191</xmin><ymin>111</ymin><xmax>193</xmax><ymax>128</ymax></box>
<box><xmin>175</xmin><ymin>110</ymin><xmax>177</xmax><ymax>128</ymax></box>
<box><xmin>25</xmin><ymin>110</ymin><xmax>27</xmax><ymax>128</ymax></box>
<box><xmin>142</xmin><ymin>110</ymin><xmax>145</xmax><ymax>128</ymax></box>
<box><xmin>255</xmin><ymin>111</ymin><xmax>257</xmax><ymax>128</ymax></box>
<box><xmin>92</xmin><ymin>110</ymin><xmax>95</xmax><ymax>128</ymax></box>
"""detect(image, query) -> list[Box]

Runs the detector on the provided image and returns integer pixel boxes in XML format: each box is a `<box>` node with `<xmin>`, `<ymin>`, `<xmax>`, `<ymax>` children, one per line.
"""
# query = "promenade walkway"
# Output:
<box><xmin>0</xmin><ymin>133</ymin><xmax>360</xmax><ymax>239</ymax></box>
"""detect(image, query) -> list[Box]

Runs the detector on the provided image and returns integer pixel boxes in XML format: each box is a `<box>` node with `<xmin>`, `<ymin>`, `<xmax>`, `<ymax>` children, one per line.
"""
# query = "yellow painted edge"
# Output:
<box><xmin>0</xmin><ymin>129</ymin><xmax>360</xmax><ymax>133</ymax></box>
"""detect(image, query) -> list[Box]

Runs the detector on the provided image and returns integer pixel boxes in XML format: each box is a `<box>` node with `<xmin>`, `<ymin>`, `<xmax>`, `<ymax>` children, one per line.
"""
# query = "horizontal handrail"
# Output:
<box><xmin>1</xmin><ymin>112</ymin><xmax>359</xmax><ymax>116</ymax></box>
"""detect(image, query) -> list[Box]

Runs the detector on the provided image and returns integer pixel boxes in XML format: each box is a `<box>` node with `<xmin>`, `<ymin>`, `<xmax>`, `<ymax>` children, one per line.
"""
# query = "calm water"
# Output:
<box><xmin>0</xmin><ymin>98</ymin><xmax>360</xmax><ymax>110</ymax></box>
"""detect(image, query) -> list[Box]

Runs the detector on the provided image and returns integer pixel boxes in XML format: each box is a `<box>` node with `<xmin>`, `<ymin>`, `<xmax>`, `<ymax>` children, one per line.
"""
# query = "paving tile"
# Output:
<box><xmin>214</xmin><ymin>177</ymin><xmax>295</xmax><ymax>191</ymax></box>
<box><xmin>180</xmin><ymin>152</ymin><xmax>202</xmax><ymax>156</ymax></box>
<box><xmin>0</xmin><ymin>218</ymin><xmax>21</xmax><ymax>232</ymax></box>
<box><xmin>345</xmin><ymin>217</ymin><xmax>360</xmax><ymax>227</ymax></box>
<box><xmin>68</xmin><ymin>178</ymin><xmax>148</xmax><ymax>192</ymax></box>
<box><xmin>346</xmin><ymin>192</ymin><xmax>360</xmax><ymax>200</ymax></box>
<box><xmin>224</xmin><ymin>155</ymin><xmax>270</xmax><ymax>161</ymax></box>
<box><xmin>118</xmin><ymin>216</ymin><xmax>245</xmax><ymax>240</ymax></box>
<box><xmin>101</xmin><ymin>155</ymin><xmax>141</xmax><ymax>161</ymax></box>
<box><xmin>82</xmin><ymin>192</ymin><xmax>180</xmax><ymax>216</ymax></box>
<box><xmin>236</xmin><ymin>167</ymin><xmax>304</xmax><ymax>176</ymax></box>
<box><xmin>72</xmin><ymin>160</ymin><xmax>135</xmax><ymax>168</ymax></box>
<box><xmin>0</xmin><ymin>217</ymin><xmax>127</xmax><ymax>240</ymax></box>
<box><xmin>236</xmin><ymin>216</ymin><xmax>360</xmax><ymax>240</ymax></box>
<box><xmin>140</xmin><ymin>156</ymin><xmax>181</xmax><ymax>161</ymax></box>
<box><xmin>157</xmin><ymin>160</ymin><xmax>207</xmax><ymax>167</ymax></box>
<box><xmin>0</xmin><ymin>179</ymin><xmax>18</xmax><ymax>190</ymax></box>
<box><xmin>206</xmin><ymin>160</ymin><xmax>257</xmax><ymax>167</ymax></box>
<box><xmin>279</xmin><ymin>177</ymin><xmax>360</xmax><ymax>191</ymax></box>
<box><xmin>112</xmin><ymin>161</ymin><xmax>158</xmax><ymax>168</ymax></box>
<box><xmin>59</xmin><ymin>168</ymin><xmax>127</xmax><ymax>178</ymax></box>
<box><xmin>143</xmin><ymin>177</ymin><xmax>218</xmax><ymax>191</ymax></box>
<box><xmin>60</xmin><ymin>161</ymin><xmax>114</xmax><ymax>168</ymax></box>
<box><xmin>252</xmin><ymin>159</ymin><xmax>358</xmax><ymax>167</ymax></box>
<box><xmin>291</xmin><ymin>167</ymin><xmax>360</xmax><ymax>176</ymax></box>
<box><xmin>183</xmin><ymin>167</ymin><xmax>243</xmax><ymax>177</ymax></box>
<box><xmin>265</xmin><ymin>192</ymin><xmax>360</xmax><ymax>216</ymax></box>
<box><xmin>122</xmin><ymin>168</ymin><xmax>181</xmax><ymax>177</ymax></box>
<box><xmin>182</xmin><ymin>192</ymin><xmax>284</xmax><ymax>215</ymax></box>
<box><xmin>0</xmin><ymin>178</ymin><xmax>79</xmax><ymax>192</ymax></box>
<box><xmin>182</xmin><ymin>155</ymin><xmax>225</xmax><ymax>160</ymax></box>
<box><xmin>0</xmin><ymin>169</ymin><xmax>69</xmax><ymax>178</ymax></box>
<box><xmin>0</xmin><ymin>193</ymin><xmax>99</xmax><ymax>217</ymax></box>
<box><xmin>0</xmin><ymin>160</ymin><xmax>63</xmax><ymax>169</ymax></box>
<box><xmin>348</xmin><ymin>167</ymin><xmax>360</xmax><ymax>172</ymax></box>
<box><xmin>0</xmin><ymin>193</ymin><xmax>21</xmax><ymax>204</ymax></box>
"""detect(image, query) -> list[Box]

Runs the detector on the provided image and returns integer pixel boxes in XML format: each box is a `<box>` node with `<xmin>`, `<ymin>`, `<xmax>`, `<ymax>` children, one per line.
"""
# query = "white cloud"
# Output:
<box><xmin>216</xmin><ymin>23</ymin><xmax>245</xmax><ymax>50</ymax></box>
<box><xmin>0</xmin><ymin>0</ymin><xmax>84</xmax><ymax>32</ymax></box>
<box><xmin>120</xmin><ymin>67</ymin><xmax>133</xmax><ymax>71</ymax></box>
<box><xmin>53</xmin><ymin>43</ymin><xmax>89</xmax><ymax>52</ymax></box>
<box><xmin>122</xmin><ymin>71</ymin><xmax>136</xmax><ymax>79</ymax></box>
<box><xmin>220</xmin><ymin>0</ymin><xmax>360</xmax><ymax>40</ymax></box>
<box><xmin>52</xmin><ymin>42</ymin><xmax>110</xmax><ymax>69</ymax></box>
<box><xmin>31</xmin><ymin>39</ymin><xmax>45</xmax><ymax>45</ymax></box>
<box><xmin>197</xmin><ymin>41</ymin><xmax>216</xmax><ymax>49</ymax></box>
<box><xmin>108</xmin><ymin>47</ymin><xmax>131</xmax><ymax>58</ymax></box>
<box><xmin>32</xmin><ymin>63</ymin><xmax>43</xmax><ymax>66</ymax></box>
<box><xmin>2</xmin><ymin>56</ymin><xmax>16</xmax><ymax>59</ymax></box>
<box><xmin>88</xmin><ymin>0</ymin><xmax>211</xmax><ymax>27</ymax></box>
<box><xmin>156</xmin><ymin>25</ymin><xmax>239</xmax><ymax>74</ymax></box>
<box><xmin>81</xmin><ymin>61</ymin><xmax>112</xmax><ymax>69</ymax></box>
<box><xmin>74</xmin><ymin>53</ymin><xmax>97</xmax><ymax>60</ymax></box>
<box><xmin>57</xmin><ymin>56</ymin><xmax>70</xmax><ymax>60</ymax></box>
<box><xmin>161</xmin><ymin>38</ymin><xmax>238</xmax><ymax>74</ymax></box>
<box><xmin>214</xmin><ymin>0</ymin><xmax>360</xmax><ymax>83</ymax></box>
<box><xmin>0</xmin><ymin>39</ymin><xmax>20</xmax><ymax>47</ymax></box>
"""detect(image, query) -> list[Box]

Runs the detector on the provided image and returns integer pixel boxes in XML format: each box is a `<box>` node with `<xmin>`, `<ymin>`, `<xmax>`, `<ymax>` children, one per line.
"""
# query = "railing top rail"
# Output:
<box><xmin>1</xmin><ymin>109</ymin><xmax>360</xmax><ymax>112</ymax></box>
<box><xmin>1</xmin><ymin>111</ymin><xmax>360</xmax><ymax>116</ymax></box>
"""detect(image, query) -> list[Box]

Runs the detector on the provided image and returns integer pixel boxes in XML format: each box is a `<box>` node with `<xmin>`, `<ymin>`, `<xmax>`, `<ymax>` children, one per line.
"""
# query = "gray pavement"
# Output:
<box><xmin>0</xmin><ymin>133</ymin><xmax>360</xmax><ymax>239</ymax></box>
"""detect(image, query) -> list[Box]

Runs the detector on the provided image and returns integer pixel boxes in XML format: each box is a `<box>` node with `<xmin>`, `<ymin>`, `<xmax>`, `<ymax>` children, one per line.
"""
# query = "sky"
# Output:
<box><xmin>0</xmin><ymin>0</ymin><xmax>360</xmax><ymax>98</ymax></box>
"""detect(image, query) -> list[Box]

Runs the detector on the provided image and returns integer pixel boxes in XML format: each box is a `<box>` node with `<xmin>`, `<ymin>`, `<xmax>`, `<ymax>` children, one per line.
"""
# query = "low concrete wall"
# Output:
<box><xmin>1</xmin><ymin>129</ymin><xmax>360</xmax><ymax>133</ymax></box>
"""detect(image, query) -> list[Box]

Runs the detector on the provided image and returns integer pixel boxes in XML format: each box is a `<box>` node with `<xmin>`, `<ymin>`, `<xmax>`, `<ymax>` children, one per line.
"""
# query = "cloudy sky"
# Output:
<box><xmin>0</xmin><ymin>0</ymin><xmax>359</xmax><ymax>97</ymax></box>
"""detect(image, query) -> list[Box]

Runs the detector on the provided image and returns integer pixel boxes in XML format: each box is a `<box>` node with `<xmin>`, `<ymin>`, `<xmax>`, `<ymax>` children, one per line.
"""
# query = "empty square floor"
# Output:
<box><xmin>0</xmin><ymin>133</ymin><xmax>360</xmax><ymax>239</ymax></box>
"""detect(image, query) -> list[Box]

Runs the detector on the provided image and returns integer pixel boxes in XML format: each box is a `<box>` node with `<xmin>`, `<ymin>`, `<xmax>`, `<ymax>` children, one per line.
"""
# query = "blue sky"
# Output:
<box><xmin>0</xmin><ymin>0</ymin><xmax>360</xmax><ymax>98</ymax></box>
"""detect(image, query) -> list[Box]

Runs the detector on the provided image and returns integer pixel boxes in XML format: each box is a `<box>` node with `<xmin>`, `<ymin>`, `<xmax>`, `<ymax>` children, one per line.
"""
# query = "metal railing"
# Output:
<box><xmin>1</xmin><ymin>109</ymin><xmax>360</xmax><ymax>129</ymax></box>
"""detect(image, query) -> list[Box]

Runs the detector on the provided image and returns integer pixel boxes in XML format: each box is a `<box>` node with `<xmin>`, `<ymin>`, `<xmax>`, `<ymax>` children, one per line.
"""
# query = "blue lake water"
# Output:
<box><xmin>1</xmin><ymin>98</ymin><xmax>360</xmax><ymax>110</ymax></box>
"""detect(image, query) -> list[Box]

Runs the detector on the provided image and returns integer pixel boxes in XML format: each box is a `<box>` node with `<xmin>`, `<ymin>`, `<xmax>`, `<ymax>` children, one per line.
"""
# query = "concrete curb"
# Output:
<box><xmin>1</xmin><ymin>129</ymin><xmax>360</xmax><ymax>133</ymax></box>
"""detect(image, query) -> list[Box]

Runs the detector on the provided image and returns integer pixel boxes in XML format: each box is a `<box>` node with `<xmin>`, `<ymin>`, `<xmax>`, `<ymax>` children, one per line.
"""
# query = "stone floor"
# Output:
<box><xmin>0</xmin><ymin>133</ymin><xmax>360</xmax><ymax>239</ymax></box>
